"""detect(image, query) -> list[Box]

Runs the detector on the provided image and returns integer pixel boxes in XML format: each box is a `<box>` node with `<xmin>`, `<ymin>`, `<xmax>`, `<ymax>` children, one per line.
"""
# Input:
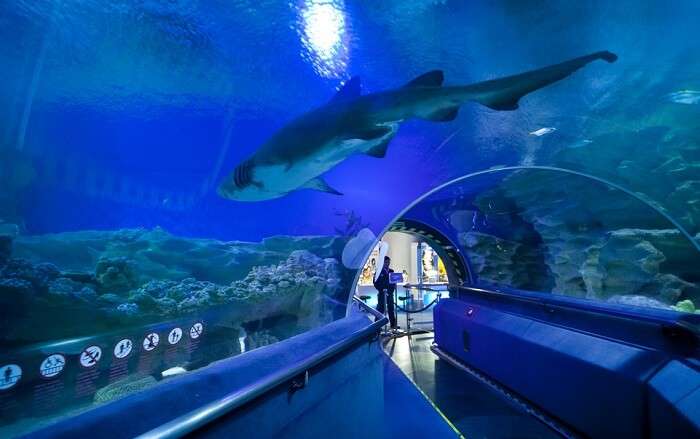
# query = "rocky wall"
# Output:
<box><xmin>0</xmin><ymin>226</ymin><xmax>351</xmax><ymax>345</ymax></box>
<box><xmin>462</xmin><ymin>170</ymin><xmax>700</xmax><ymax>312</ymax></box>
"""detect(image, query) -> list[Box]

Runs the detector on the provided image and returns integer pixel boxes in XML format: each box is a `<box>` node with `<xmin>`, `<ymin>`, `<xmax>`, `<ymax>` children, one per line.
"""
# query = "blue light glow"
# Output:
<box><xmin>296</xmin><ymin>0</ymin><xmax>349</xmax><ymax>79</ymax></box>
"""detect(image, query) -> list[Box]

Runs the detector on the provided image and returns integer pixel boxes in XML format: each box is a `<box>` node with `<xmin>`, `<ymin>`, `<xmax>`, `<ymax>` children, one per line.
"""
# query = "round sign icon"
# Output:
<box><xmin>0</xmin><ymin>364</ymin><xmax>22</xmax><ymax>390</ymax></box>
<box><xmin>79</xmin><ymin>345</ymin><xmax>102</xmax><ymax>368</ymax></box>
<box><xmin>168</xmin><ymin>328</ymin><xmax>183</xmax><ymax>345</ymax></box>
<box><xmin>40</xmin><ymin>354</ymin><xmax>66</xmax><ymax>378</ymax></box>
<box><xmin>113</xmin><ymin>339</ymin><xmax>133</xmax><ymax>359</ymax></box>
<box><xmin>189</xmin><ymin>322</ymin><xmax>203</xmax><ymax>340</ymax></box>
<box><xmin>143</xmin><ymin>333</ymin><xmax>160</xmax><ymax>351</ymax></box>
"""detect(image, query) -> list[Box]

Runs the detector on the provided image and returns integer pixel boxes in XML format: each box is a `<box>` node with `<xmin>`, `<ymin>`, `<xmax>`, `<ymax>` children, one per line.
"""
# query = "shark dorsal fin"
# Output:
<box><xmin>330</xmin><ymin>77</ymin><xmax>361</xmax><ymax>103</ymax></box>
<box><xmin>403</xmin><ymin>70</ymin><xmax>444</xmax><ymax>88</ymax></box>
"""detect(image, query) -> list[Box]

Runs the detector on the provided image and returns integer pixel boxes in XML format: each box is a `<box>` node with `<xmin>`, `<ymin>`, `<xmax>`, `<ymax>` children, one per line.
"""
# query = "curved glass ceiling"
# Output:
<box><xmin>401</xmin><ymin>167</ymin><xmax>700</xmax><ymax>314</ymax></box>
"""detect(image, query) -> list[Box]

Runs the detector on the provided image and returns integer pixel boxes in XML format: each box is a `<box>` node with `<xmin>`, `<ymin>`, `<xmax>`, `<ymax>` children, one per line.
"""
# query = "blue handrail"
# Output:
<box><xmin>136</xmin><ymin>297</ymin><xmax>386</xmax><ymax>439</ymax></box>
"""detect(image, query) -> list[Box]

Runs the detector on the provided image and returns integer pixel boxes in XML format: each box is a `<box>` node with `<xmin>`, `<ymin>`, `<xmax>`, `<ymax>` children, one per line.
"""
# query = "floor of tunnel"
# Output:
<box><xmin>382</xmin><ymin>335</ymin><xmax>561</xmax><ymax>439</ymax></box>
<box><xmin>364</xmin><ymin>287</ymin><xmax>561</xmax><ymax>439</ymax></box>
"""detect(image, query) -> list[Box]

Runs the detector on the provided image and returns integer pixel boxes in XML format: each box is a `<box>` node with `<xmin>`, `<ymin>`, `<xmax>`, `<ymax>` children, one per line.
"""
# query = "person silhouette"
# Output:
<box><xmin>374</xmin><ymin>256</ymin><xmax>398</xmax><ymax>329</ymax></box>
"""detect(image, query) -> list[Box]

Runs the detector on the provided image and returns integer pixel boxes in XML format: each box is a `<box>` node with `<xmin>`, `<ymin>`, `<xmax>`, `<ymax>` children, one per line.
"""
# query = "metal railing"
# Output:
<box><xmin>402</xmin><ymin>283</ymin><xmax>449</xmax><ymax>292</ymax></box>
<box><xmin>457</xmin><ymin>285</ymin><xmax>700</xmax><ymax>332</ymax></box>
<box><xmin>136</xmin><ymin>296</ymin><xmax>387</xmax><ymax>439</ymax></box>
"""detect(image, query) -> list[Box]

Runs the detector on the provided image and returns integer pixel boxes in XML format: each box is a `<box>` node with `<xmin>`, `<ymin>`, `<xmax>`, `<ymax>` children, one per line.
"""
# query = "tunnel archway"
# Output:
<box><xmin>385</xmin><ymin>219</ymin><xmax>471</xmax><ymax>286</ymax></box>
<box><xmin>351</xmin><ymin>165</ymin><xmax>700</xmax><ymax>314</ymax></box>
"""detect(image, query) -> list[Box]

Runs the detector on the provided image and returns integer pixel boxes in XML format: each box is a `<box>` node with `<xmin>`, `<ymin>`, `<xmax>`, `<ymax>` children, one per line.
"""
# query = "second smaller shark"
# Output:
<box><xmin>218</xmin><ymin>51</ymin><xmax>618</xmax><ymax>202</ymax></box>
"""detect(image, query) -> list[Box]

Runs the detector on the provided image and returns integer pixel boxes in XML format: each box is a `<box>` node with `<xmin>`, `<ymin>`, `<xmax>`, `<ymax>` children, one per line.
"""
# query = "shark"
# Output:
<box><xmin>218</xmin><ymin>50</ymin><xmax>617</xmax><ymax>201</ymax></box>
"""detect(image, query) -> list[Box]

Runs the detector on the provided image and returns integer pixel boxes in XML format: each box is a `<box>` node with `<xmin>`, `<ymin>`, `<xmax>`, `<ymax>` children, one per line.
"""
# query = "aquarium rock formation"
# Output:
<box><xmin>93</xmin><ymin>374</ymin><xmax>158</xmax><ymax>404</ymax></box>
<box><xmin>460</xmin><ymin>170</ymin><xmax>700</xmax><ymax>311</ymax></box>
<box><xmin>0</xmin><ymin>228</ymin><xmax>349</xmax><ymax>344</ymax></box>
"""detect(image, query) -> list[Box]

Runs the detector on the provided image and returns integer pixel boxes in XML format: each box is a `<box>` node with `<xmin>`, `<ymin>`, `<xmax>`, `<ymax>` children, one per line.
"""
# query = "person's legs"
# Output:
<box><xmin>387</xmin><ymin>289</ymin><xmax>397</xmax><ymax>328</ymax></box>
<box><xmin>376</xmin><ymin>289</ymin><xmax>386</xmax><ymax>321</ymax></box>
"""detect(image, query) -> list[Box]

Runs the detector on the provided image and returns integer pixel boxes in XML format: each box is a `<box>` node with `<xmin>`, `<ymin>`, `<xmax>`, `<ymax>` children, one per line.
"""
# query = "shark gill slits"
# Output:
<box><xmin>233</xmin><ymin>166</ymin><xmax>241</xmax><ymax>187</ymax></box>
<box><xmin>233</xmin><ymin>161</ymin><xmax>252</xmax><ymax>188</ymax></box>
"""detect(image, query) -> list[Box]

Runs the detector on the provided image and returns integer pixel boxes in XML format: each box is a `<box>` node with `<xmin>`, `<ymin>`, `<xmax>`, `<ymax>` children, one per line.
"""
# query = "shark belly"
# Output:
<box><xmin>253</xmin><ymin>122</ymin><xmax>400</xmax><ymax>199</ymax></box>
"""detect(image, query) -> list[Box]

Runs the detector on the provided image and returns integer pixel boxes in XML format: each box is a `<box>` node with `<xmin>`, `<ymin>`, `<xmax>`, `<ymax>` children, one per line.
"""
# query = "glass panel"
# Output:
<box><xmin>1</xmin><ymin>0</ymin><xmax>699</xmax><ymax>435</ymax></box>
<box><xmin>403</xmin><ymin>168</ymin><xmax>700</xmax><ymax>314</ymax></box>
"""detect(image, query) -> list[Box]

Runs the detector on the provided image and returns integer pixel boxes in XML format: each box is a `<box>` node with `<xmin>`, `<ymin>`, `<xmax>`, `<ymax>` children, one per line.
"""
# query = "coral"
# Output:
<box><xmin>0</xmin><ymin>258</ymin><xmax>60</xmax><ymax>295</ymax></box>
<box><xmin>95</xmin><ymin>257</ymin><xmax>138</xmax><ymax>293</ymax></box>
<box><xmin>116</xmin><ymin>302</ymin><xmax>140</xmax><ymax>316</ymax></box>
<box><xmin>12</xmin><ymin>227</ymin><xmax>348</xmax><ymax>285</ymax></box>
<box><xmin>607</xmin><ymin>295</ymin><xmax>673</xmax><ymax>310</ymax></box>
<box><xmin>671</xmin><ymin>299</ymin><xmax>698</xmax><ymax>314</ymax></box>
<box><xmin>47</xmin><ymin>277</ymin><xmax>97</xmax><ymax>303</ymax></box>
<box><xmin>0</xmin><ymin>228</ymin><xmax>347</xmax><ymax>344</ymax></box>
<box><xmin>93</xmin><ymin>375</ymin><xmax>158</xmax><ymax>404</ymax></box>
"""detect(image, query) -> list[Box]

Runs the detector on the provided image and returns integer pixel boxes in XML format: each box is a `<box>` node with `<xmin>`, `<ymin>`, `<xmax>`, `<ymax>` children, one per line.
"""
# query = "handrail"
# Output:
<box><xmin>457</xmin><ymin>285</ymin><xmax>700</xmax><ymax>330</ymax></box>
<box><xmin>403</xmin><ymin>283</ymin><xmax>449</xmax><ymax>292</ymax></box>
<box><xmin>352</xmin><ymin>294</ymin><xmax>388</xmax><ymax>321</ymax></box>
<box><xmin>137</xmin><ymin>296</ymin><xmax>387</xmax><ymax>439</ymax></box>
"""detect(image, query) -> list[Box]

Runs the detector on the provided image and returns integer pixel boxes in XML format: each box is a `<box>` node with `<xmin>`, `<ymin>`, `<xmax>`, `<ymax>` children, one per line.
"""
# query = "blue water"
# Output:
<box><xmin>1</xmin><ymin>0</ymin><xmax>700</xmax><ymax>434</ymax></box>
<box><xmin>0</xmin><ymin>0</ymin><xmax>696</xmax><ymax>240</ymax></box>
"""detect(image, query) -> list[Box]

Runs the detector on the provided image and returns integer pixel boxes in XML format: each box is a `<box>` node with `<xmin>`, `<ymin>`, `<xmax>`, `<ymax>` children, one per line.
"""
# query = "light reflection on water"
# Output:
<box><xmin>294</xmin><ymin>0</ymin><xmax>349</xmax><ymax>79</ymax></box>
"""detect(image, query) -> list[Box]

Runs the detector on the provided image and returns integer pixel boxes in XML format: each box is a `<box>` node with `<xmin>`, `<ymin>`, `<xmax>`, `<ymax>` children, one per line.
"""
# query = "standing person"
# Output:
<box><xmin>374</xmin><ymin>256</ymin><xmax>398</xmax><ymax>329</ymax></box>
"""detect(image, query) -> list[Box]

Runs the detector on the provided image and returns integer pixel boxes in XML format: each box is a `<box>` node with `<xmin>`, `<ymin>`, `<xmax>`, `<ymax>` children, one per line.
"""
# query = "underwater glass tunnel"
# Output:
<box><xmin>1</xmin><ymin>1</ymin><xmax>699</xmax><ymax>438</ymax></box>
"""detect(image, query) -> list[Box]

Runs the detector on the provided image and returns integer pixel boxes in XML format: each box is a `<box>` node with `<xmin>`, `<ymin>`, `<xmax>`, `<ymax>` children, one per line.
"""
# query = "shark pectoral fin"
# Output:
<box><xmin>365</xmin><ymin>137</ymin><xmax>392</xmax><ymax>158</ymax></box>
<box><xmin>403</xmin><ymin>70</ymin><xmax>444</xmax><ymax>88</ymax></box>
<box><xmin>329</xmin><ymin>76</ymin><xmax>362</xmax><ymax>104</ymax></box>
<box><xmin>302</xmin><ymin>177</ymin><xmax>343</xmax><ymax>196</ymax></box>
<box><xmin>420</xmin><ymin>106</ymin><xmax>460</xmax><ymax>122</ymax></box>
<box><xmin>467</xmin><ymin>50</ymin><xmax>618</xmax><ymax>111</ymax></box>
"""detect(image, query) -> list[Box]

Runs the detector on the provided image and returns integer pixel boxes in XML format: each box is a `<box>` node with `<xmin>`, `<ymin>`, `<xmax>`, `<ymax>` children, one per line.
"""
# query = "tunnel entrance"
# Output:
<box><xmin>357</xmin><ymin>232</ymin><xmax>448</xmax><ymax>288</ymax></box>
<box><xmin>355</xmin><ymin>219</ymin><xmax>469</xmax><ymax>334</ymax></box>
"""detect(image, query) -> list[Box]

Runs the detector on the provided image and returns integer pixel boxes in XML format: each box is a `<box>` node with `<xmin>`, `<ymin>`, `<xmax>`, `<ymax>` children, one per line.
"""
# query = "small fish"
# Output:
<box><xmin>218</xmin><ymin>51</ymin><xmax>618</xmax><ymax>202</ymax></box>
<box><xmin>568</xmin><ymin>139</ymin><xmax>593</xmax><ymax>148</ymax></box>
<box><xmin>529</xmin><ymin>127</ymin><xmax>557</xmax><ymax>137</ymax></box>
<box><xmin>667</xmin><ymin>90</ymin><xmax>700</xmax><ymax>105</ymax></box>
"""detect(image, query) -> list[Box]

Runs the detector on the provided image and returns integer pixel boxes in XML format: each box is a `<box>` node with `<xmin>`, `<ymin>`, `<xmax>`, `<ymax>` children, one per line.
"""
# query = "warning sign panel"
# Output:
<box><xmin>189</xmin><ymin>322</ymin><xmax>203</xmax><ymax>339</ymax></box>
<box><xmin>0</xmin><ymin>364</ymin><xmax>21</xmax><ymax>390</ymax></box>
<box><xmin>40</xmin><ymin>354</ymin><xmax>66</xmax><ymax>378</ymax></box>
<box><xmin>113</xmin><ymin>339</ymin><xmax>133</xmax><ymax>359</ymax></box>
<box><xmin>79</xmin><ymin>346</ymin><xmax>102</xmax><ymax>368</ymax></box>
<box><xmin>143</xmin><ymin>333</ymin><xmax>159</xmax><ymax>351</ymax></box>
<box><xmin>168</xmin><ymin>328</ymin><xmax>183</xmax><ymax>345</ymax></box>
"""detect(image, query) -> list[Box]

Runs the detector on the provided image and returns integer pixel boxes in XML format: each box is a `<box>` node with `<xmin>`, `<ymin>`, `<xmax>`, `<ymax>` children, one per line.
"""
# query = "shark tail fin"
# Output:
<box><xmin>466</xmin><ymin>51</ymin><xmax>617</xmax><ymax>111</ymax></box>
